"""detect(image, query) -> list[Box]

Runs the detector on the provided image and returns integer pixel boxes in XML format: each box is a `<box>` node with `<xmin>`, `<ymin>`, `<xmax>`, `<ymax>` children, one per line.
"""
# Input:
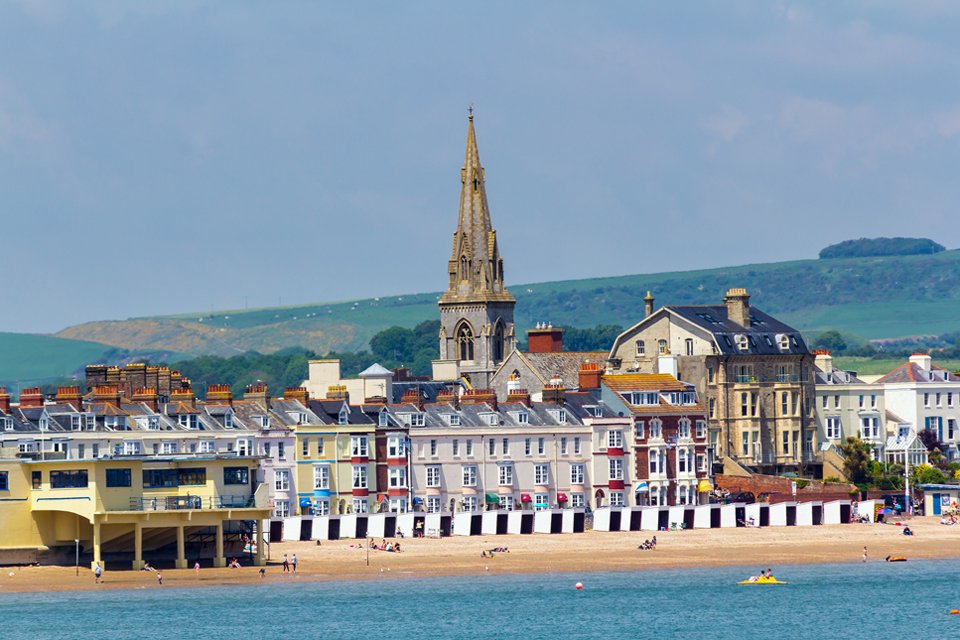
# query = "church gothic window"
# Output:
<box><xmin>456</xmin><ymin>322</ymin><xmax>475</xmax><ymax>361</ymax></box>
<box><xmin>493</xmin><ymin>320</ymin><xmax>506</xmax><ymax>363</ymax></box>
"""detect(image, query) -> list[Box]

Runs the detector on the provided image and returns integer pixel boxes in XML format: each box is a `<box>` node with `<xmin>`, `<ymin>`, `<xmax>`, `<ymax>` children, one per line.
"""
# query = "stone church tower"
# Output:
<box><xmin>436</xmin><ymin>112</ymin><xmax>516</xmax><ymax>388</ymax></box>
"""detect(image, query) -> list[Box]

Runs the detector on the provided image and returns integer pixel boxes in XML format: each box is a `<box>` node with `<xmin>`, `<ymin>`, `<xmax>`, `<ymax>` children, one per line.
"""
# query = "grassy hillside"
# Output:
<box><xmin>0</xmin><ymin>332</ymin><xmax>189</xmax><ymax>390</ymax></box>
<box><xmin>52</xmin><ymin>249</ymin><xmax>960</xmax><ymax>359</ymax></box>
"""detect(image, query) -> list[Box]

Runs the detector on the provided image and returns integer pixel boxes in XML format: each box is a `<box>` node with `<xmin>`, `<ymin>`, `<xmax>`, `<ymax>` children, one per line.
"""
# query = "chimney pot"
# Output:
<box><xmin>723</xmin><ymin>287</ymin><xmax>751</xmax><ymax>328</ymax></box>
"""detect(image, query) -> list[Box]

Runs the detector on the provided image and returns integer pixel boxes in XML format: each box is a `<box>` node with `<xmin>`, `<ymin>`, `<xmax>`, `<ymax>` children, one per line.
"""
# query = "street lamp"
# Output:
<box><xmin>74</xmin><ymin>539</ymin><xmax>79</xmax><ymax>576</ymax></box>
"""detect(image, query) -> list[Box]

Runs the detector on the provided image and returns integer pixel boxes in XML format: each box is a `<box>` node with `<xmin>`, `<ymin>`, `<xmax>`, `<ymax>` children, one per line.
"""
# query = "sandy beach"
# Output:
<box><xmin>2</xmin><ymin>517</ymin><xmax>958</xmax><ymax>594</ymax></box>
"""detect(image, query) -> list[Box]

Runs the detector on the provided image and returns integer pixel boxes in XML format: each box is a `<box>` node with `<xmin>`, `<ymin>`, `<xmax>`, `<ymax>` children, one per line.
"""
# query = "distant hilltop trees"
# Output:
<box><xmin>819</xmin><ymin>237</ymin><xmax>945</xmax><ymax>259</ymax></box>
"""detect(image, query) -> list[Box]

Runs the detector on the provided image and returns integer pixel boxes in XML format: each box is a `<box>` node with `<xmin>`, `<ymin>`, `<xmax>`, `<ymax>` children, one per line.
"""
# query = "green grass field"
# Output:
<box><xmin>0</xmin><ymin>332</ymin><xmax>115</xmax><ymax>386</ymax></box>
<box><xmin>832</xmin><ymin>357</ymin><xmax>960</xmax><ymax>376</ymax></box>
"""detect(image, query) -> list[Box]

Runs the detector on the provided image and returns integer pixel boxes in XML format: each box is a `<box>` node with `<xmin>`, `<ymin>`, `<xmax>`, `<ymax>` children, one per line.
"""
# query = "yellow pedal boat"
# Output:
<box><xmin>737</xmin><ymin>577</ymin><xmax>789</xmax><ymax>585</ymax></box>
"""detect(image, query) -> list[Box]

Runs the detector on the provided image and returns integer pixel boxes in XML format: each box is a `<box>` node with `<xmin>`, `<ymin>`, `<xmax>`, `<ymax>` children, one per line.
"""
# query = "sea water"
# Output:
<box><xmin>2</xmin><ymin>560</ymin><xmax>960</xmax><ymax>639</ymax></box>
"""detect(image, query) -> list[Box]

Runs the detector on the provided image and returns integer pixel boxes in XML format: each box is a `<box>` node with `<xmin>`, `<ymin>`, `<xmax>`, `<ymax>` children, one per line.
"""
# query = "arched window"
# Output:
<box><xmin>658</xmin><ymin>339</ymin><xmax>668</xmax><ymax>354</ymax></box>
<box><xmin>492</xmin><ymin>320</ymin><xmax>506</xmax><ymax>363</ymax></box>
<box><xmin>459</xmin><ymin>255</ymin><xmax>468</xmax><ymax>280</ymax></box>
<box><xmin>456</xmin><ymin>322</ymin><xmax>475</xmax><ymax>361</ymax></box>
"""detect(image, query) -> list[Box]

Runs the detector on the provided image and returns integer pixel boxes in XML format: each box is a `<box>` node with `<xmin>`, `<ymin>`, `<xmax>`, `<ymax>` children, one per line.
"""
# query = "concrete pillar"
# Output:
<box><xmin>91</xmin><ymin>520</ymin><xmax>102</xmax><ymax>570</ymax></box>
<box><xmin>213</xmin><ymin>521</ymin><xmax>225</xmax><ymax>567</ymax></box>
<box><xmin>254</xmin><ymin>520</ymin><xmax>265</xmax><ymax>566</ymax></box>
<box><xmin>175</xmin><ymin>525</ymin><xmax>187</xmax><ymax>569</ymax></box>
<box><xmin>132</xmin><ymin>523</ymin><xmax>144</xmax><ymax>570</ymax></box>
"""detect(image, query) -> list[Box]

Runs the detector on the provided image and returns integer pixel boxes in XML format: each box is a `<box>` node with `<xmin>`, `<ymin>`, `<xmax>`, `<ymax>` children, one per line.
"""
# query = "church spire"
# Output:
<box><xmin>440</xmin><ymin>110</ymin><xmax>514</xmax><ymax>304</ymax></box>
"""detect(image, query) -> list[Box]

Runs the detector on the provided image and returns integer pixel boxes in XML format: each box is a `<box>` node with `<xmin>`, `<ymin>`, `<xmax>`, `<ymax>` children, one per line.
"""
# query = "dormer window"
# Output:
<box><xmin>178</xmin><ymin>415</ymin><xmax>199</xmax><ymax>430</ymax></box>
<box><xmin>736</xmin><ymin>334</ymin><xmax>749</xmax><ymax>351</ymax></box>
<box><xmin>1</xmin><ymin>417</ymin><xmax>12</xmax><ymax>432</ymax></box>
<box><xmin>379</xmin><ymin>411</ymin><xmax>390</xmax><ymax>427</ymax></box>
<box><xmin>255</xmin><ymin>416</ymin><xmax>270</xmax><ymax>429</ymax></box>
<box><xmin>224</xmin><ymin>413</ymin><xmax>234</xmax><ymax>429</ymax></box>
<box><xmin>549</xmin><ymin>409</ymin><xmax>567</xmax><ymax>424</ymax></box>
<box><xmin>516</xmin><ymin>412</ymin><xmax>529</xmax><ymax>425</ymax></box>
<box><xmin>39</xmin><ymin>416</ymin><xmax>49</xmax><ymax>431</ymax></box>
<box><xmin>777</xmin><ymin>334</ymin><xmax>790</xmax><ymax>350</ymax></box>
<box><xmin>104</xmin><ymin>416</ymin><xmax>126</xmax><ymax>431</ymax></box>
<box><xmin>147</xmin><ymin>416</ymin><xmax>160</xmax><ymax>431</ymax></box>
<box><xmin>483</xmin><ymin>413</ymin><xmax>499</xmax><ymax>426</ymax></box>
<box><xmin>71</xmin><ymin>415</ymin><xmax>82</xmax><ymax>431</ymax></box>
<box><xmin>338</xmin><ymin>409</ymin><xmax>349</xmax><ymax>425</ymax></box>
<box><xmin>445</xmin><ymin>414</ymin><xmax>461</xmax><ymax>427</ymax></box>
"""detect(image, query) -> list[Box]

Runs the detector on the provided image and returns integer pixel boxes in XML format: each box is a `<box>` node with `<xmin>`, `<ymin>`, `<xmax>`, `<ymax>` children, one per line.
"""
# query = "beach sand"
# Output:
<box><xmin>2</xmin><ymin>517</ymin><xmax>957</xmax><ymax>593</ymax></box>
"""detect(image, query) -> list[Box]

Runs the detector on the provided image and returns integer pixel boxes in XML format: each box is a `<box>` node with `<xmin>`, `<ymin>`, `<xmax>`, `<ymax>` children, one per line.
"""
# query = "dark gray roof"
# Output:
<box><xmin>668</xmin><ymin>305</ymin><xmax>809</xmax><ymax>355</ymax></box>
<box><xmin>391</xmin><ymin>381</ymin><xmax>461</xmax><ymax>404</ymax></box>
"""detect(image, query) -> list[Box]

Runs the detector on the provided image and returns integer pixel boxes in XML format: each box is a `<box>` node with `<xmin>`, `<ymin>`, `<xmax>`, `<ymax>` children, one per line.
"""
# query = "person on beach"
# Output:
<box><xmin>93</xmin><ymin>562</ymin><xmax>102</xmax><ymax>584</ymax></box>
<box><xmin>862</xmin><ymin>546</ymin><xmax>868</xmax><ymax>563</ymax></box>
<box><xmin>394</xmin><ymin>543</ymin><xmax>401</xmax><ymax>553</ymax></box>
<box><xmin>291</xmin><ymin>554</ymin><xmax>298</xmax><ymax>574</ymax></box>
<box><xmin>259</xmin><ymin>567</ymin><xmax>266</xmax><ymax>579</ymax></box>
<box><xmin>282</xmin><ymin>554</ymin><xmax>290</xmax><ymax>572</ymax></box>
<box><xmin>156</xmin><ymin>572</ymin><xmax>163</xmax><ymax>585</ymax></box>
<box><xmin>194</xmin><ymin>561</ymin><xmax>200</xmax><ymax>575</ymax></box>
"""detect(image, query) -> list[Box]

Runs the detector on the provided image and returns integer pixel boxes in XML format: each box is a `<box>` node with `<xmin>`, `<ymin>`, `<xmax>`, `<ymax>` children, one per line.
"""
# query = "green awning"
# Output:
<box><xmin>484</xmin><ymin>493</ymin><xmax>500</xmax><ymax>504</ymax></box>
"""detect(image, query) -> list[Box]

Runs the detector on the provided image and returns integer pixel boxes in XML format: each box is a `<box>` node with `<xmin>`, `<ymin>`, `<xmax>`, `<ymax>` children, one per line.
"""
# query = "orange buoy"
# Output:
<box><xmin>950</xmin><ymin>609</ymin><xmax>959</xmax><ymax>615</ymax></box>
<box><xmin>575</xmin><ymin>582</ymin><xmax>583</xmax><ymax>590</ymax></box>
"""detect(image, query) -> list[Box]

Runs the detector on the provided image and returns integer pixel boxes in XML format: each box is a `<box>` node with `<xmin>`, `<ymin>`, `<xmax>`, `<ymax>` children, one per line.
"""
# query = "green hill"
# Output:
<box><xmin>46</xmin><ymin>248</ymin><xmax>960</xmax><ymax>362</ymax></box>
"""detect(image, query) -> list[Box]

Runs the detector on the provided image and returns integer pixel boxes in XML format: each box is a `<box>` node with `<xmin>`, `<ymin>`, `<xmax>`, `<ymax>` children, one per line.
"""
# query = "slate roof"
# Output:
<box><xmin>666</xmin><ymin>305</ymin><xmax>808</xmax><ymax>355</ymax></box>
<box><xmin>876</xmin><ymin>362</ymin><xmax>959</xmax><ymax>384</ymax></box>
<box><xmin>520</xmin><ymin>351</ymin><xmax>607</xmax><ymax>386</ymax></box>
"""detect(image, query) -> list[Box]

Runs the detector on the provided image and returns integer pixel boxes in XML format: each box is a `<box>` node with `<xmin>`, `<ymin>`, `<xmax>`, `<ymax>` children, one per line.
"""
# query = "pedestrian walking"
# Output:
<box><xmin>157</xmin><ymin>572</ymin><xmax>163</xmax><ymax>585</ymax></box>
<box><xmin>291</xmin><ymin>553</ymin><xmax>298</xmax><ymax>575</ymax></box>
<box><xmin>93</xmin><ymin>562</ymin><xmax>103</xmax><ymax>584</ymax></box>
<box><xmin>862</xmin><ymin>546</ymin><xmax>868</xmax><ymax>563</ymax></box>
<box><xmin>194</xmin><ymin>561</ymin><xmax>201</xmax><ymax>575</ymax></box>
<box><xmin>282</xmin><ymin>553</ymin><xmax>290</xmax><ymax>573</ymax></box>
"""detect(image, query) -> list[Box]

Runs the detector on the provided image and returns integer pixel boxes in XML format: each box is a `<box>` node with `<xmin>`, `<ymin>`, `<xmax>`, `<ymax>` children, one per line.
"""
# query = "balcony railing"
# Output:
<box><xmin>775</xmin><ymin>374</ymin><xmax>800</xmax><ymax>383</ymax></box>
<box><xmin>124</xmin><ymin>494</ymin><xmax>257</xmax><ymax>512</ymax></box>
<box><xmin>734</xmin><ymin>375</ymin><xmax>757</xmax><ymax>384</ymax></box>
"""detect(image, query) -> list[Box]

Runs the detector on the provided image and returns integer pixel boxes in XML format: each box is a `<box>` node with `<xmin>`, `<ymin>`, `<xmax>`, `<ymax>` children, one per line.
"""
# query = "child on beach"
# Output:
<box><xmin>157</xmin><ymin>572</ymin><xmax>163</xmax><ymax>585</ymax></box>
<box><xmin>93</xmin><ymin>562</ymin><xmax>102</xmax><ymax>584</ymax></box>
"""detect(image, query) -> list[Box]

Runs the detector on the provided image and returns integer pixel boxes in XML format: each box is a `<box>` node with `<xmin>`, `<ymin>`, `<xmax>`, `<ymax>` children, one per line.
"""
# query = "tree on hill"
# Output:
<box><xmin>819</xmin><ymin>237</ymin><xmax>945</xmax><ymax>259</ymax></box>
<box><xmin>813</xmin><ymin>330</ymin><xmax>847</xmax><ymax>354</ymax></box>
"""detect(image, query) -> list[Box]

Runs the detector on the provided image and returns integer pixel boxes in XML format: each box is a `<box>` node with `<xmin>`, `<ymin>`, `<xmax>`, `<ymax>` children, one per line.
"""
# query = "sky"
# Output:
<box><xmin>2</xmin><ymin>1</ymin><xmax>960</xmax><ymax>333</ymax></box>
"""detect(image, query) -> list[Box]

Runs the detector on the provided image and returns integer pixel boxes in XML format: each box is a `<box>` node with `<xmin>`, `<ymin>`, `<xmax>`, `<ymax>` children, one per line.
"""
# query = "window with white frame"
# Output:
<box><xmin>517</xmin><ymin>412</ymin><xmax>529</xmax><ymax>425</ymax></box>
<box><xmin>534</xmin><ymin>464</ymin><xmax>549</xmax><ymax>485</ymax></box>
<box><xmin>825</xmin><ymin>416</ymin><xmax>842</xmax><ymax>440</ymax></box>
<box><xmin>352</xmin><ymin>498</ymin><xmax>368</xmax><ymax>514</ymax></box>
<box><xmin>649</xmin><ymin>420</ymin><xmax>663</xmax><ymax>439</ymax></box>
<box><xmin>560</xmin><ymin>437</ymin><xmax>568</xmax><ymax>455</ymax></box>
<box><xmin>198</xmin><ymin>440</ymin><xmax>215</xmax><ymax>453</ymax></box>
<box><xmin>161</xmin><ymin>441</ymin><xmax>179</xmax><ymax>454</ymax></box>
<box><xmin>574</xmin><ymin>437</ymin><xmax>581</xmax><ymax>455</ymax></box>
<box><xmin>635</xmin><ymin>421</ymin><xmax>645</xmax><ymax>439</ymax></box>
<box><xmin>275</xmin><ymin>469</ymin><xmax>290</xmax><ymax>491</ymax></box>
<box><xmin>237</xmin><ymin>438</ymin><xmax>252</xmax><ymax>456</ymax></box>
<box><xmin>685</xmin><ymin>338</ymin><xmax>694</xmax><ymax>356</ymax></box>
<box><xmin>446</xmin><ymin>413</ymin><xmax>461</xmax><ymax>426</ymax></box>
<box><xmin>658</xmin><ymin>339</ymin><xmax>668</xmax><ymax>354</ymax></box>
<box><xmin>607</xmin><ymin>430</ymin><xmax>623</xmax><ymax>449</ymax></box>
<box><xmin>570</xmin><ymin>463</ymin><xmax>585</xmax><ymax>485</ymax></box>
<box><xmin>409</xmin><ymin>413</ymin><xmax>425</xmax><ymax>427</ymax></box>
<box><xmin>524</xmin><ymin>438</ymin><xmax>532</xmax><ymax>456</ymax></box>
<box><xmin>502</xmin><ymin>438</ymin><xmax>510</xmax><ymax>455</ymax></box>
<box><xmin>426</xmin><ymin>465</ymin><xmax>441</xmax><ymax>487</ymax></box>
<box><xmin>224</xmin><ymin>413</ymin><xmax>234</xmax><ymax>429</ymax></box>
<box><xmin>677</xmin><ymin>448</ymin><xmax>689</xmax><ymax>474</ymax></box>
<box><xmin>263</xmin><ymin>442</ymin><xmax>271</xmax><ymax>458</ymax></box>
<box><xmin>650</xmin><ymin>449</ymin><xmax>660</xmax><ymax>474</ymax></box>
<box><xmin>430</xmin><ymin>439</ymin><xmax>438</xmax><ymax>456</ymax></box>
<box><xmin>387</xmin><ymin>434</ymin><xmax>406</xmax><ymax>457</ymax></box>
<box><xmin>104</xmin><ymin>416</ymin><xmax>126</xmax><ymax>430</ymax></box>
<box><xmin>570</xmin><ymin>493</ymin><xmax>585</xmax><ymax>508</ymax></box>
<box><xmin>498</xmin><ymin>464</ymin><xmax>513</xmax><ymax>486</ymax></box>
<box><xmin>860</xmin><ymin>416</ymin><xmax>880</xmax><ymax>440</ymax></box>
<box><xmin>466</xmin><ymin>439</ymin><xmax>473</xmax><ymax>456</ymax></box>
<box><xmin>636</xmin><ymin>340</ymin><xmax>645</xmax><ymax>356</ymax></box>
<box><xmin>678</xmin><ymin>420</ymin><xmax>691</xmax><ymax>439</ymax></box>
<box><xmin>425</xmin><ymin>496</ymin><xmax>441</xmax><ymax>513</ymax></box>
<box><xmin>256</xmin><ymin>416</ymin><xmax>270</xmax><ymax>429</ymax></box>
<box><xmin>488</xmin><ymin>438</ymin><xmax>496</xmax><ymax>455</ymax></box>
<box><xmin>379</xmin><ymin>411</ymin><xmax>389</xmax><ymax>427</ymax></box>
<box><xmin>696</xmin><ymin>452</ymin><xmax>707</xmax><ymax>472</ymax></box>
<box><xmin>538</xmin><ymin>437</ymin><xmax>545</xmax><ymax>455</ymax></box>
<box><xmin>388</xmin><ymin>467</ymin><xmax>407</xmax><ymax>489</ymax></box>
<box><xmin>314</xmin><ymin>498</ymin><xmax>330</xmax><ymax>516</ymax></box>
<box><xmin>302</xmin><ymin>438</ymin><xmax>310</xmax><ymax>457</ymax></box>
<box><xmin>352</xmin><ymin>464</ymin><xmax>368</xmax><ymax>489</ymax></box>
<box><xmin>462</xmin><ymin>465</ymin><xmax>478</xmax><ymax>486</ymax></box>
<box><xmin>498</xmin><ymin>495</ymin><xmax>515</xmax><ymax>511</ymax></box>
<box><xmin>275</xmin><ymin>500</ymin><xmax>290</xmax><ymax>518</ymax></box>
<box><xmin>453</xmin><ymin>439</ymin><xmax>461</xmax><ymax>457</ymax></box>
<box><xmin>462</xmin><ymin>495</ymin><xmax>478</xmax><ymax>512</ymax></box>
<box><xmin>71</xmin><ymin>415</ymin><xmax>81</xmax><ymax>431</ymax></box>
<box><xmin>610</xmin><ymin>491</ymin><xmax>625</xmax><ymax>507</ymax></box>
<box><xmin>695</xmin><ymin>420</ymin><xmax>706</xmax><ymax>439</ymax></box>
<box><xmin>609</xmin><ymin>458</ymin><xmax>624</xmax><ymax>481</ymax></box>
<box><xmin>351</xmin><ymin>435</ymin><xmax>368</xmax><ymax>457</ymax></box>
<box><xmin>535</xmin><ymin>493</ymin><xmax>550</xmax><ymax>510</ymax></box>
<box><xmin>313</xmin><ymin>465</ymin><xmax>330</xmax><ymax>490</ymax></box>
<box><xmin>338</xmin><ymin>408</ymin><xmax>349</xmax><ymax>425</ymax></box>
<box><xmin>484</xmin><ymin>413</ymin><xmax>499</xmax><ymax>426</ymax></box>
<box><xmin>122</xmin><ymin>440</ymin><xmax>141</xmax><ymax>455</ymax></box>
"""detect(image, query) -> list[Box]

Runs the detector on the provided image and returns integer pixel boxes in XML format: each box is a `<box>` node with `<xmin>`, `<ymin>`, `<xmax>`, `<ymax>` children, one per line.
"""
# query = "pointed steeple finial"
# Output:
<box><xmin>439</xmin><ymin>113</ymin><xmax>514</xmax><ymax>305</ymax></box>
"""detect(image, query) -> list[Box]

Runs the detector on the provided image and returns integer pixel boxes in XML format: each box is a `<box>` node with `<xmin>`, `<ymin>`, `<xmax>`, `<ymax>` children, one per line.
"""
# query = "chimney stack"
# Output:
<box><xmin>283</xmin><ymin>386</ymin><xmax>309</xmax><ymax>406</ymax></box>
<box><xmin>814</xmin><ymin>350</ymin><xmax>833</xmax><ymax>373</ymax></box>
<box><xmin>325</xmin><ymin>384</ymin><xmax>349</xmax><ymax>403</ymax></box>
<box><xmin>0</xmin><ymin>387</ymin><xmax>10</xmax><ymax>413</ymax></box>
<box><xmin>244</xmin><ymin>382</ymin><xmax>270</xmax><ymax>410</ymax></box>
<box><xmin>505</xmin><ymin>387</ymin><xmax>531</xmax><ymax>407</ymax></box>
<box><xmin>909</xmin><ymin>354</ymin><xmax>933</xmax><ymax>371</ymax></box>
<box><xmin>400</xmin><ymin>389</ymin><xmax>425</xmax><ymax>411</ymax></box>
<box><xmin>92</xmin><ymin>385</ymin><xmax>122</xmax><ymax>408</ymax></box>
<box><xmin>56</xmin><ymin>386</ymin><xmax>84</xmax><ymax>411</ymax></box>
<box><xmin>578</xmin><ymin>362</ymin><xmax>602</xmax><ymax>390</ymax></box>
<box><xmin>461</xmin><ymin>388</ymin><xmax>497</xmax><ymax>410</ymax></box>
<box><xmin>724</xmin><ymin>288</ymin><xmax>751</xmax><ymax>328</ymax></box>
<box><xmin>644</xmin><ymin>291</ymin><xmax>655</xmax><ymax>318</ymax></box>
<box><xmin>169</xmin><ymin>386</ymin><xmax>196</xmax><ymax>408</ymax></box>
<box><xmin>435</xmin><ymin>385</ymin><xmax>460</xmax><ymax>408</ymax></box>
<box><xmin>527</xmin><ymin>323</ymin><xmax>563</xmax><ymax>353</ymax></box>
<box><xmin>206</xmin><ymin>384</ymin><xmax>233</xmax><ymax>406</ymax></box>
<box><xmin>131</xmin><ymin>387</ymin><xmax>159</xmax><ymax>412</ymax></box>
<box><xmin>542</xmin><ymin>379</ymin><xmax>565</xmax><ymax>406</ymax></box>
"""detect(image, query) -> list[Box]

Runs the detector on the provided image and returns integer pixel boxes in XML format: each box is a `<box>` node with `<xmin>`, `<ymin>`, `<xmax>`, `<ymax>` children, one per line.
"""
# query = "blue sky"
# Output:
<box><xmin>2</xmin><ymin>1</ymin><xmax>960</xmax><ymax>333</ymax></box>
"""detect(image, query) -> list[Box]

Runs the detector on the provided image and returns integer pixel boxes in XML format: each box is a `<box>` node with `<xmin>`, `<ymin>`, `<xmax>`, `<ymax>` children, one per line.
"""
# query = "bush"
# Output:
<box><xmin>823</xmin><ymin>476</ymin><xmax>842</xmax><ymax>484</ymax></box>
<box><xmin>819</xmin><ymin>237</ymin><xmax>945</xmax><ymax>259</ymax></box>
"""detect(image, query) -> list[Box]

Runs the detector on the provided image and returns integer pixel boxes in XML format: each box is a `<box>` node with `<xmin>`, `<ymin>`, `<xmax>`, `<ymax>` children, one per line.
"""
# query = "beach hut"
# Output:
<box><xmin>592</xmin><ymin>507</ymin><xmax>611</xmax><ymax>532</ymax></box>
<box><xmin>561</xmin><ymin>509</ymin><xmax>585</xmax><ymax>533</ymax></box>
<box><xmin>620</xmin><ymin>508</ymin><xmax>636</xmax><ymax>532</ymax></box>
<box><xmin>855</xmin><ymin>499</ymin><xmax>878</xmax><ymax>523</ymax></box>
<box><xmin>795</xmin><ymin>501</ymin><xmax>822</xmax><ymax>526</ymax></box>
<box><xmin>507</xmin><ymin>510</ymin><xmax>534</xmax><ymax>534</ymax></box>
<box><xmin>311</xmin><ymin>517</ymin><xmax>330</xmax><ymax>541</ymax></box>
<box><xmin>823</xmin><ymin>500</ymin><xmax>851</xmax><ymax>525</ymax></box>
<box><xmin>627</xmin><ymin>507</ymin><xmax>644</xmax><ymax>531</ymax></box>
<box><xmin>640</xmin><ymin>506</ymin><xmax>661</xmax><ymax>531</ymax></box>
<box><xmin>367</xmin><ymin>513</ymin><xmax>387</xmax><ymax>538</ymax></box>
<box><xmin>744</xmin><ymin>503</ymin><xmax>769</xmax><ymax>527</ymax></box>
<box><xmin>268</xmin><ymin>520</ymin><xmax>283</xmax><ymax>543</ymax></box>
<box><xmin>395</xmin><ymin>512</ymin><xmax>415</xmax><ymax>538</ymax></box>
<box><xmin>769</xmin><ymin>502</ymin><xmax>792</xmax><ymax>526</ymax></box>
<box><xmin>719</xmin><ymin>504</ymin><xmax>738</xmax><ymax>528</ymax></box>
<box><xmin>920</xmin><ymin>484</ymin><xmax>960</xmax><ymax>515</ymax></box>
<box><xmin>692</xmin><ymin>505</ymin><xmax>714</xmax><ymax>529</ymax></box>
<box><xmin>299</xmin><ymin>518</ymin><xmax>313</xmax><ymax>541</ymax></box>
<box><xmin>454</xmin><ymin>512</ymin><xmax>481</xmax><ymax>536</ymax></box>
<box><xmin>668</xmin><ymin>505</ymin><xmax>692</xmax><ymax>530</ymax></box>
<box><xmin>282</xmin><ymin>516</ymin><xmax>302</xmax><ymax>541</ymax></box>
<box><xmin>481</xmin><ymin>510</ymin><xmax>509</xmax><ymax>535</ymax></box>
<box><xmin>533</xmin><ymin>509</ymin><xmax>554</xmax><ymax>534</ymax></box>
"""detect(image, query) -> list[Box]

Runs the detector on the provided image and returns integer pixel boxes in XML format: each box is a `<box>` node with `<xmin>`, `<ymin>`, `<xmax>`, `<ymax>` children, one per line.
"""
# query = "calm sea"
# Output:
<box><xmin>3</xmin><ymin>560</ymin><xmax>960</xmax><ymax>639</ymax></box>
